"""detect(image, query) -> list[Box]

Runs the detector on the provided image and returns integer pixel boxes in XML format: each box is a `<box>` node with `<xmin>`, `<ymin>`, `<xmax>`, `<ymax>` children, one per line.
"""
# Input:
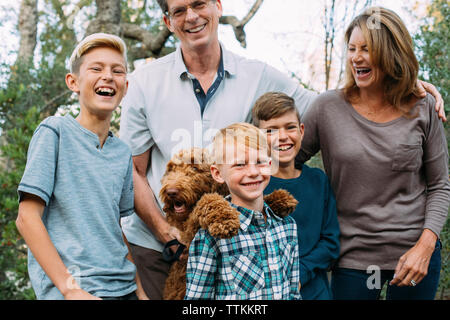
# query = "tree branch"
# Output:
<box><xmin>219</xmin><ymin>0</ymin><xmax>264</xmax><ymax>48</ymax></box>
<box><xmin>240</xmin><ymin>0</ymin><xmax>264</xmax><ymax>26</ymax></box>
<box><xmin>121</xmin><ymin>23</ymin><xmax>172</xmax><ymax>57</ymax></box>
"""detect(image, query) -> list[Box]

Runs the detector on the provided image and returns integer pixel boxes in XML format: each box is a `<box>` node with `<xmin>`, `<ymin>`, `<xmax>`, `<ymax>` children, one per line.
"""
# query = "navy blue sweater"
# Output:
<box><xmin>264</xmin><ymin>164</ymin><xmax>340</xmax><ymax>300</ymax></box>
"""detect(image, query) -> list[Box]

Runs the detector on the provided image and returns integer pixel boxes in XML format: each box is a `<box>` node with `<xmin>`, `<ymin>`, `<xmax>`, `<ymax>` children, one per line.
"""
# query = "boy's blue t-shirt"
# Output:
<box><xmin>264</xmin><ymin>164</ymin><xmax>340</xmax><ymax>300</ymax></box>
<box><xmin>18</xmin><ymin>114</ymin><xmax>137</xmax><ymax>299</ymax></box>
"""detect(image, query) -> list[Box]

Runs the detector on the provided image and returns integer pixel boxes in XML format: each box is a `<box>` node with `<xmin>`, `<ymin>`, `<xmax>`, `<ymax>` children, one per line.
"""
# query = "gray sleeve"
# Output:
<box><xmin>18</xmin><ymin>120</ymin><xmax>59</xmax><ymax>206</ymax></box>
<box><xmin>422</xmin><ymin>95</ymin><xmax>450</xmax><ymax>237</ymax></box>
<box><xmin>119</xmin><ymin>73</ymin><xmax>155</xmax><ymax>156</ymax></box>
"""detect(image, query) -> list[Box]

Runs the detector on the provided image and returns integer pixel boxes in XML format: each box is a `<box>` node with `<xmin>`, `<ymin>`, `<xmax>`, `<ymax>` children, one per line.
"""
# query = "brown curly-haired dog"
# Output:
<box><xmin>160</xmin><ymin>148</ymin><xmax>298</xmax><ymax>300</ymax></box>
<box><xmin>160</xmin><ymin>148</ymin><xmax>237</xmax><ymax>300</ymax></box>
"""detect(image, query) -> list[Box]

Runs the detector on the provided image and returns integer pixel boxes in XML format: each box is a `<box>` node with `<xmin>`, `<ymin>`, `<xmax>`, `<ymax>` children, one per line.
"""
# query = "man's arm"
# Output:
<box><xmin>132</xmin><ymin>149</ymin><xmax>182</xmax><ymax>245</ymax></box>
<box><xmin>16</xmin><ymin>194</ymin><xmax>100</xmax><ymax>300</ymax></box>
<box><xmin>417</xmin><ymin>80</ymin><xmax>446</xmax><ymax>121</ymax></box>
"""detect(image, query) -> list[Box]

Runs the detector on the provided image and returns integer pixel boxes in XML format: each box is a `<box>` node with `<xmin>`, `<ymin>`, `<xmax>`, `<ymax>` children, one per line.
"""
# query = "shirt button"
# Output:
<box><xmin>195</xmin><ymin>88</ymin><xmax>201</xmax><ymax>93</ymax></box>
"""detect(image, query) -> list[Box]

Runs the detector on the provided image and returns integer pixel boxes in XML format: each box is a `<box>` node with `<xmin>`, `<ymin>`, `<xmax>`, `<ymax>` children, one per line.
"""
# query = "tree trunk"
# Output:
<box><xmin>85</xmin><ymin>0</ymin><xmax>122</xmax><ymax>36</ymax></box>
<box><xmin>16</xmin><ymin>0</ymin><xmax>38</xmax><ymax>65</ymax></box>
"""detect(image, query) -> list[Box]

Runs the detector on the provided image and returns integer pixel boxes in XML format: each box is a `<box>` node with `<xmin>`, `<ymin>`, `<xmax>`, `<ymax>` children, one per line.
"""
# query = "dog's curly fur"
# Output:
<box><xmin>160</xmin><ymin>148</ymin><xmax>298</xmax><ymax>300</ymax></box>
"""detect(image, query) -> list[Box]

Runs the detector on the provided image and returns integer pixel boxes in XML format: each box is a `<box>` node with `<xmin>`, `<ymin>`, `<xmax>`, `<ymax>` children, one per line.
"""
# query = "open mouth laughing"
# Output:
<box><xmin>95</xmin><ymin>87</ymin><xmax>116</xmax><ymax>97</ymax></box>
<box><xmin>354</xmin><ymin>67</ymin><xmax>372</xmax><ymax>78</ymax></box>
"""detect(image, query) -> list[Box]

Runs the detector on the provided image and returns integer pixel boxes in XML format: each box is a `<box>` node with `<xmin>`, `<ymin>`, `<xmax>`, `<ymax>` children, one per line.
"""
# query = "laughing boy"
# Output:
<box><xmin>16</xmin><ymin>33</ymin><xmax>147</xmax><ymax>300</ymax></box>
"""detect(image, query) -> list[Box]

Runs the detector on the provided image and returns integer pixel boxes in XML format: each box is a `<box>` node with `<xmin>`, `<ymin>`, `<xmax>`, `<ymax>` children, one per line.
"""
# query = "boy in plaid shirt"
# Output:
<box><xmin>185</xmin><ymin>123</ymin><xmax>301</xmax><ymax>300</ymax></box>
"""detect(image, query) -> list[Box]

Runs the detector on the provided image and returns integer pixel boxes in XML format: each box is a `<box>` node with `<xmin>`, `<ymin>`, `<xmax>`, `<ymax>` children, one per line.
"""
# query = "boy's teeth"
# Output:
<box><xmin>95</xmin><ymin>87</ymin><xmax>115</xmax><ymax>96</ymax></box>
<box><xmin>278</xmin><ymin>145</ymin><xmax>292</xmax><ymax>151</ymax></box>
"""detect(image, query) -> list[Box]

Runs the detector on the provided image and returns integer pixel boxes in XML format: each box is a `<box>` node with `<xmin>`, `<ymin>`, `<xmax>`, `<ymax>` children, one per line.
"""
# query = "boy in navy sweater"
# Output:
<box><xmin>252</xmin><ymin>92</ymin><xmax>340</xmax><ymax>299</ymax></box>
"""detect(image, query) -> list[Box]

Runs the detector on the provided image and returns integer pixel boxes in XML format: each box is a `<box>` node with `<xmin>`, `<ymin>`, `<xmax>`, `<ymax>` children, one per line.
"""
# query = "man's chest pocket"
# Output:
<box><xmin>391</xmin><ymin>143</ymin><xmax>423</xmax><ymax>172</ymax></box>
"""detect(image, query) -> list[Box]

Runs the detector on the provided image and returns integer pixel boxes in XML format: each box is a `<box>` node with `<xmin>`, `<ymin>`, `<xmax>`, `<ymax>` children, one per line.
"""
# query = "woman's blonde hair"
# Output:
<box><xmin>343</xmin><ymin>7</ymin><xmax>420</xmax><ymax>115</ymax></box>
<box><xmin>68</xmin><ymin>33</ymin><xmax>127</xmax><ymax>74</ymax></box>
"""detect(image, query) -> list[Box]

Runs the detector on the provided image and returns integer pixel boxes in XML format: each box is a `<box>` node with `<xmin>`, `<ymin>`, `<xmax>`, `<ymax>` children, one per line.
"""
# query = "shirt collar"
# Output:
<box><xmin>175</xmin><ymin>42</ymin><xmax>236</xmax><ymax>79</ymax></box>
<box><xmin>225</xmin><ymin>195</ymin><xmax>282</xmax><ymax>231</ymax></box>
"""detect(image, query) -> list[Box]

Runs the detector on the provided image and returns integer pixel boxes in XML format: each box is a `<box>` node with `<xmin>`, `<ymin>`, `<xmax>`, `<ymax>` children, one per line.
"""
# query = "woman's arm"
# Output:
<box><xmin>390</xmin><ymin>96</ymin><xmax>450</xmax><ymax>287</ymax></box>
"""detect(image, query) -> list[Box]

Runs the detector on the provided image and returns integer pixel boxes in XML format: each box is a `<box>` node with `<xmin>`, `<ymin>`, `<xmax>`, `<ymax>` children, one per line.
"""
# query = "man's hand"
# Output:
<box><xmin>416</xmin><ymin>80</ymin><xmax>446</xmax><ymax>121</ymax></box>
<box><xmin>136</xmin><ymin>288</ymin><xmax>150</xmax><ymax>300</ymax></box>
<box><xmin>165</xmin><ymin>225</ymin><xmax>188</xmax><ymax>261</ymax></box>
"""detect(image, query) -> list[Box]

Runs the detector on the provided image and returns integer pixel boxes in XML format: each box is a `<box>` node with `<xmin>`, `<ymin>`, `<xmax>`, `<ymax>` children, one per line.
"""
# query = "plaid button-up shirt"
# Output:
<box><xmin>185</xmin><ymin>198</ymin><xmax>301</xmax><ymax>300</ymax></box>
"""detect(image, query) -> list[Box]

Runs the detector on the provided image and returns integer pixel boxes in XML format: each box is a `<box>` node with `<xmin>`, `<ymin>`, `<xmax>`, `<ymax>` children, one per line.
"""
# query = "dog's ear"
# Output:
<box><xmin>264</xmin><ymin>189</ymin><xmax>298</xmax><ymax>218</ymax></box>
<box><xmin>211</xmin><ymin>181</ymin><xmax>229</xmax><ymax>197</ymax></box>
<box><xmin>192</xmin><ymin>193</ymin><xmax>240</xmax><ymax>239</ymax></box>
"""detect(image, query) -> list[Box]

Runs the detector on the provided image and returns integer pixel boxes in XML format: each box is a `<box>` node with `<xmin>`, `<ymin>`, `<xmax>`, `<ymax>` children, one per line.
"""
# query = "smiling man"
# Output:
<box><xmin>118</xmin><ymin>0</ymin><xmax>317</xmax><ymax>300</ymax></box>
<box><xmin>118</xmin><ymin>0</ymin><xmax>445</xmax><ymax>300</ymax></box>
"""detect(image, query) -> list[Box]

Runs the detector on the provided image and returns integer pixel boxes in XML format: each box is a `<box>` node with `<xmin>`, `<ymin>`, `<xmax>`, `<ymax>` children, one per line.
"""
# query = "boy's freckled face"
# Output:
<box><xmin>258</xmin><ymin>111</ymin><xmax>304</xmax><ymax>167</ymax></box>
<box><xmin>67</xmin><ymin>47</ymin><xmax>128</xmax><ymax>116</ymax></box>
<box><xmin>212</xmin><ymin>144</ymin><xmax>271</xmax><ymax>207</ymax></box>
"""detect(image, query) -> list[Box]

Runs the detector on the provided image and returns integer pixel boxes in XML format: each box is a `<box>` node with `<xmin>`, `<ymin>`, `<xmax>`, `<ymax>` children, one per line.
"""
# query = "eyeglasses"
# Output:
<box><xmin>166</xmin><ymin>0</ymin><xmax>214</xmax><ymax>20</ymax></box>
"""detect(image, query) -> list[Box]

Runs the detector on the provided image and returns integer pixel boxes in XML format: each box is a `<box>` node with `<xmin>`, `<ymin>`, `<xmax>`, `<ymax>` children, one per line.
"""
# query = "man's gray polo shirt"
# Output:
<box><xmin>119</xmin><ymin>44</ymin><xmax>317</xmax><ymax>252</ymax></box>
<box><xmin>18</xmin><ymin>114</ymin><xmax>136</xmax><ymax>299</ymax></box>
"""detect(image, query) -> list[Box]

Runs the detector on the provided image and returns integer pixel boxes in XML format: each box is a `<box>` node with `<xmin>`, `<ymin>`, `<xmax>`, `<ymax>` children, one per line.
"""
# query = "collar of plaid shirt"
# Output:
<box><xmin>225</xmin><ymin>195</ymin><xmax>283</xmax><ymax>230</ymax></box>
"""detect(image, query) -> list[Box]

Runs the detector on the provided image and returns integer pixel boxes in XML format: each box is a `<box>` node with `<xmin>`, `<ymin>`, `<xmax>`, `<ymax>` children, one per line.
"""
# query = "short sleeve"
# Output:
<box><xmin>119</xmin><ymin>73</ymin><xmax>155</xmax><ymax>156</ymax></box>
<box><xmin>18</xmin><ymin>120</ymin><xmax>59</xmax><ymax>206</ymax></box>
<box><xmin>260</xmin><ymin>63</ymin><xmax>318</xmax><ymax>117</ymax></box>
<box><xmin>119</xmin><ymin>155</ymin><xmax>135</xmax><ymax>218</ymax></box>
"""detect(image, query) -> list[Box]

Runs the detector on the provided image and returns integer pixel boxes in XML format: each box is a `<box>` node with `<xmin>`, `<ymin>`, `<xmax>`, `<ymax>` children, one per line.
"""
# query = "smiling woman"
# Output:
<box><xmin>343</xmin><ymin>7</ymin><xmax>421</xmax><ymax>118</ymax></box>
<box><xmin>297</xmin><ymin>6</ymin><xmax>450</xmax><ymax>300</ymax></box>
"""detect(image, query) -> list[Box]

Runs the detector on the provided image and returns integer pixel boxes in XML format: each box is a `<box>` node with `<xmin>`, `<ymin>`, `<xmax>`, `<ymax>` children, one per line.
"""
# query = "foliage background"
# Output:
<box><xmin>0</xmin><ymin>0</ymin><xmax>448</xmax><ymax>299</ymax></box>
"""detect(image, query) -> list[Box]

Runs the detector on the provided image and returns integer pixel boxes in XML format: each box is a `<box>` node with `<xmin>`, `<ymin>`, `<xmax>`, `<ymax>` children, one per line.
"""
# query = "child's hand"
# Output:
<box><xmin>136</xmin><ymin>289</ymin><xmax>150</xmax><ymax>300</ymax></box>
<box><xmin>64</xmin><ymin>288</ymin><xmax>102</xmax><ymax>300</ymax></box>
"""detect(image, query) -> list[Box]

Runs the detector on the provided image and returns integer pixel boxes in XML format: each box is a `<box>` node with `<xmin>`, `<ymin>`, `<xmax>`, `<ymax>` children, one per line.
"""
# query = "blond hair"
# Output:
<box><xmin>252</xmin><ymin>92</ymin><xmax>301</xmax><ymax>127</ymax></box>
<box><xmin>68</xmin><ymin>33</ymin><xmax>127</xmax><ymax>74</ymax></box>
<box><xmin>343</xmin><ymin>7</ymin><xmax>420</xmax><ymax>115</ymax></box>
<box><xmin>212</xmin><ymin>122</ymin><xmax>269</xmax><ymax>165</ymax></box>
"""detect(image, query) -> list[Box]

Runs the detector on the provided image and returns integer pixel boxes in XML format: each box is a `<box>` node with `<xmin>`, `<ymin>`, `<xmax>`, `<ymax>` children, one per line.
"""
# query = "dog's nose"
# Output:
<box><xmin>166</xmin><ymin>188</ymin><xmax>179</xmax><ymax>198</ymax></box>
